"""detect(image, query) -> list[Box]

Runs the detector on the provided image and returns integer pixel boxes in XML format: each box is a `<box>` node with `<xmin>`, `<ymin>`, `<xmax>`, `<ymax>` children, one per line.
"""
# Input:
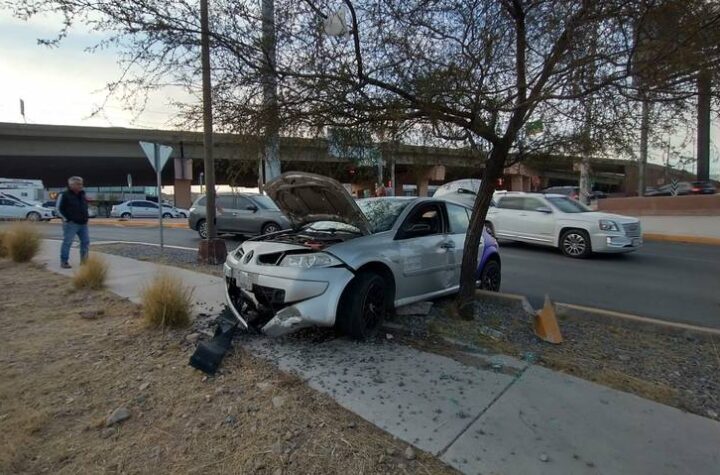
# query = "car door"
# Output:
<box><xmin>444</xmin><ymin>202</ymin><xmax>474</xmax><ymax>289</ymax></box>
<box><xmin>0</xmin><ymin>198</ymin><xmax>23</xmax><ymax>219</ymax></box>
<box><xmin>490</xmin><ymin>196</ymin><xmax>525</xmax><ymax>238</ymax></box>
<box><xmin>394</xmin><ymin>202</ymin><xmax>454</xmax><ymax>299</ymax></box>
<box><xmin>216</xmin><ymin>195</ymin><xmax>240</xmax><ymax>232</ymax></box>
<box><xmin>233</xmin><ymin>195</ymin><xmax>262</xmax><ymax>233</ymax></box>
<box><xmin>517</xmin><ymin>197</ymin><xmax>555</xmax><ymax>243</ymax></box>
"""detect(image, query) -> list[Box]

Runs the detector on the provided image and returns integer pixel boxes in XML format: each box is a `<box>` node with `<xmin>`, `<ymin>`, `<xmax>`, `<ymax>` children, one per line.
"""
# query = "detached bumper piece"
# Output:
<box><xmin>188</xmin><ymin>310</ymin><xmax>240</xmax><ymax>375</ymax></box>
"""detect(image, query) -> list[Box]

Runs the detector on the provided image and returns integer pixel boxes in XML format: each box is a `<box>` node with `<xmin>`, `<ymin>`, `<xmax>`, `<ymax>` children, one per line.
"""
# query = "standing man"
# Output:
<box><xmin>56</xmin><ymin>176</ymin><xmax>90</xmax><ymax>268</ymax></box>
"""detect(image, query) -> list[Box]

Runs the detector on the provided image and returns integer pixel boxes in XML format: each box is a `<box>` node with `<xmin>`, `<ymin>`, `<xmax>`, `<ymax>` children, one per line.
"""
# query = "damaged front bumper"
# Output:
<box><xmin>223</xmin><ymin>256</ymin><xmax>354</xmax><ymax>337</ymax></box>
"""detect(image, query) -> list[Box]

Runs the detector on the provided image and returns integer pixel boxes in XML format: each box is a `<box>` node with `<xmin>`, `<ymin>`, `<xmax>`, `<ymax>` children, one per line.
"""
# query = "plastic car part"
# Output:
<box><xmin>188</xmin><ymin>310</ymin><xmax>240</xmax><ymax>375</ymax></box>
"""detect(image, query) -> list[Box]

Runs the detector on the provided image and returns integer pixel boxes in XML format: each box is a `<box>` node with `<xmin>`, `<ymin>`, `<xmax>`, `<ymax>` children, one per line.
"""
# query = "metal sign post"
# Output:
<box><xmin>139</xmin><ymin>141</ymin><xmax>173</xmax><ymax>250</ymax></box>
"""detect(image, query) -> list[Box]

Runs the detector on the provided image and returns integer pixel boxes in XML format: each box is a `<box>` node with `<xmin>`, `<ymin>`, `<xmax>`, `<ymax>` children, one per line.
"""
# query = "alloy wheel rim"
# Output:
<box><xmin>362</xmin><ymin>281</ymin><xmax>385</xmax><ymax>330</ymax></box>
<box><xmin>199</xmin><ymin>222</ymin><xmax>208</xmax><ymax>238</ymax></box>
<box><xmin>265</xmin><ymin>225</ymin><xmax>279</xmax><ymax>234</ymax></box>
<box><xmin>564</xmin><ymin>233</ymin><xmax>586</xmax><ymax>256</ymax></box>
<box><xmin>483</xmin><ymin>265</ymin><xmax>501</xmax><ymax>290</ymax></box>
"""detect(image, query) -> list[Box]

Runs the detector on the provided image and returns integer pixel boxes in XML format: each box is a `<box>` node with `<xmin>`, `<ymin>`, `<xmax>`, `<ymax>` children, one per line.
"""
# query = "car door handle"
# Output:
<box><xmin>440</xmin><ymin>242</ymin><xmax>455</xmax><ymax>249</ymax></box>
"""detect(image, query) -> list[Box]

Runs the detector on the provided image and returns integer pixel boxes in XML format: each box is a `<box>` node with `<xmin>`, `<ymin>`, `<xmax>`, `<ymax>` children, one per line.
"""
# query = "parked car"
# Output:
<box><xmin>161</xmin><ymin>201</ymin><xmax>190</xmax><ymax>218</ymax></box>
<box><xmin>42</xmin><ymin>200</ymin><xmax>58</xmax><ymax>217</ymax></box>
<box><xmin>542</xmin><ymin>186</ymin><xmax>580</xmax><ymax>200</ymax></box>
<box><xmin>644</xmin><ymin>182</ymin><xmax>695</xmax><ymax>196</ymax></box>
<box><xmin>689</xmin><ymin>181</ymin><xmax>717</xmax><ymax>195</ymax></box>
<box><xmin>486</xmin><ymin>192</ymin><xmax>642</xmax><ymax>258</ymax></box>
<box><xmin>0</xmin><ymin>196</ymin><xmax>54</xmax><ymax>221</ymax></box>
<box><xmin>110</xmin><ymin>200</ymin><xmax>181</xmax><ymax>219</ymax></box>
<box><xmin>189</xmin><ymin>193</ymin><xmax>291</xmax><ymax>239</ymax></box>
<box><xmin>223</xmin><ymin>172</ymin><xmax>501</xmax><ymax>339</ymax></box>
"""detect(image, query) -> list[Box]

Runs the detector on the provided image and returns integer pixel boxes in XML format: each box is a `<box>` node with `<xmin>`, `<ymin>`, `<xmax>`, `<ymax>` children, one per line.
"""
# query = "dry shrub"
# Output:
<box><xmin>72</xmin><ymin>254</ymin><xmax>108</xmax><ymax>290</ymax></box>
<box><xmin>141</xmin><ymin>273</ymin><xmax>193</xmax><ymax>329</ymax></box>
<box><xmin>5</xmin><ymin>223</ymin><xmax>41</xmax><ymax>263</ymax></box>
<box><xmin>0</xmin><ymin>231</ymin><xmax>7</xmax><ymax>258</ymax></box>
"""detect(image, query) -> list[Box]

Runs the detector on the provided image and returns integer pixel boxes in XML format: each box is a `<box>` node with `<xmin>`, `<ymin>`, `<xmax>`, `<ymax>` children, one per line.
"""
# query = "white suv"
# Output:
<box><xmin>486</xmin><ymin>192</ymin><xmax>642</xmax><ymax>258</ymax></box>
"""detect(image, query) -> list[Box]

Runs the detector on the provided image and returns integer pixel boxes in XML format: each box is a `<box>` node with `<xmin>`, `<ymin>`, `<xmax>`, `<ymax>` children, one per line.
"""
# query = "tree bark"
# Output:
<box><xmin>261</xmin><ymin>0</ymin><xmax>281</xmax><ymax>184</ymax></box>
<box><xmin>457</xmin><ymin>142</ymin><xmax>509</xmax><ymax>319</ymax></box>
<box><xmin>200</xmin><ymin>0</ymin><xmax>217</xmax><ymax>239</ymax></box>
<box><xmin>696</xmin><ymin>68</ymin><xmax>711</xmax><ymax>182</ymax></box>
<box><xmin>638</xmin><ymin>98</ymin><xmax>650</xmax><ymax>196</ymax></box>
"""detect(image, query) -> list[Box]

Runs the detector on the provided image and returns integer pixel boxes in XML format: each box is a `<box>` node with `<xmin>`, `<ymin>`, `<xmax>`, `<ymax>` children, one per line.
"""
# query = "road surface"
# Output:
<box><xmin>14</xmin><ymin>222</ymin><xmax>720</xmax><ymax>328</ymax></box>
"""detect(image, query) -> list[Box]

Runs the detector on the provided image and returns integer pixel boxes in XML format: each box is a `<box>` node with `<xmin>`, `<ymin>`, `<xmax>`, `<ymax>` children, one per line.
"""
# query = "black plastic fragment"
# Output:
<box><xmin>189</xmin><ymin>309</ymin><xmax>240</xmax><ymax>375</ymax></box>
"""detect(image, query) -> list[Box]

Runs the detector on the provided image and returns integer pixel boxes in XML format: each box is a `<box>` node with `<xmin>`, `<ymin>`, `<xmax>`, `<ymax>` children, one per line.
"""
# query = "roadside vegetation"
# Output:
<box><xmin>4</xmin><ymin>223</ymin><xmax>41</xmax><ymax>263</ymax></box>
<box><xmin>0</xmin><ymin>264</ymin><xmax>452</xmax><ymax>474</ymax></box>
<box><xmin>0</xmin><ymin>230</ymin><xmax>7</xmax><ymax>258</ymax></box>
<box><xmin>141</xmin><ymin>273</ymin><xmax>194</xmax><ymax>329</ymax></box>
<box><xmin>72</xmin><ymin>254</ymin><xmax>109</xmax><ymax>290</ymax></box>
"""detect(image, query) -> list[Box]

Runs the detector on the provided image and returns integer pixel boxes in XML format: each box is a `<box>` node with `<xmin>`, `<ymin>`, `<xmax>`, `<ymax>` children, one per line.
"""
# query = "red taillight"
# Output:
<box><xmin>692</xmin><ymin>187</ymin><xmax>701</xmax><ymax>192</ymax></box>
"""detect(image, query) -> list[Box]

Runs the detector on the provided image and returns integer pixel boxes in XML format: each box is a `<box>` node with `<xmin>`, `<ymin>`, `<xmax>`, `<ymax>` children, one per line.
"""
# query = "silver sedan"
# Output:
<box><xmin>223</xmin><ymin>172</ymin><xmax>501</xmax><ymax>339</ymax></box>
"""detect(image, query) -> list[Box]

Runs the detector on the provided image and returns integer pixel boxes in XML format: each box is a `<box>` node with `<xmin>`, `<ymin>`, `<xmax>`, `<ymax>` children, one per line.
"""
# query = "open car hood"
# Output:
<box><xmin>265</xmin><ymin>172</ymin><xmax>372</xmax><ymax>235</ymax></box>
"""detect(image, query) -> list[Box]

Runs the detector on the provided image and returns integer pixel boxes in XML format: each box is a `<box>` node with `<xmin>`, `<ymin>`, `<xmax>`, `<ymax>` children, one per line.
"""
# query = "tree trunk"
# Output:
<box><xmin>457</xmin><ymin>143</ymin><xmax>509</xmax><ymax>319</ymax></box>
<box><xmin>638</xmin><ymin>99</ymin><xmax>650</xmax><ymax>197</ymax></box>
<box><xmin>261</xmin><ymin>0</ymin><xmax>281</xmax><ymax>184</ymax></box>
<box><xmin>696</xmin><ymin>68</ymin><xmax>711</xmax><ymax>182</ymax></box>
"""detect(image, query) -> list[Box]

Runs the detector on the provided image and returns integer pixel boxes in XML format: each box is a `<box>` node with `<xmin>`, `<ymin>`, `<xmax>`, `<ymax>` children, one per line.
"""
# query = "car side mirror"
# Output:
<box><xmin>536</xmin><ymin>206</ymin><xmax>552</xmax><ymax>214</ymax></box>
<box><xmin>246</xmin><ymin>204</ymin><xmax>258</xmax><ymax>212</ymax></box>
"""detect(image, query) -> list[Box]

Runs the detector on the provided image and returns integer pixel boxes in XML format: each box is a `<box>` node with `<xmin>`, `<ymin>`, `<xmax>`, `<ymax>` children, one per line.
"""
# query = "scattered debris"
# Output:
<box><xmin>80</xmin><ymin>310</ymin><xmax>103</xmax><ymax>320</ymax></box>
<box><xmin>256</xmin><ymin>382</ymin><xmax>272</xmax><ymax>391</ymax></box>
<box><xmin>185</xmin><ymin>333</ymin><xmax>201</xmax><ymax>344</ymax></box>
<box><xmin>189</xmin><ymin>311</ymin><xmax>239</xmax><ymax>375</ymax></box>
<box><xmin>386</xmin><ymin>333</ymin><xmax>394</xmax><ymax>340</ymax></box>
<box><xmin>479</xmin><ymin>326</ymin><xmax>504</xmax><ymax>340</ymax></box>
<box><xmin>386</xmin><ymin>447</ymin><xmax>397</xmax><ymax>456</ymax></box>
<box><xmin>105</xmin><ymin>407</ymin><xmax>131</xmax><ymax>426</ymax></box>
<box><xmin>396</xmin><ymin>301</ymin><xmax>433</xmax><ymax>316</ymax></box>
<box><xmin>539</xmin><ymin>453</ymin><xmax>549</xmax><ymax>462</ymax></box>
<box><xmin>139</xmin><ymin>382</ymin><xmax>150</xmax><ymax>391</ymax></box>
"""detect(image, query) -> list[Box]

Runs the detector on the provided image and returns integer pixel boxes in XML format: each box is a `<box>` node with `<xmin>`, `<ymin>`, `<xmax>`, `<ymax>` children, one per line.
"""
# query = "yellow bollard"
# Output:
<box><xmin>534</xmin><ymin>295</ymin><xmax>563</xmax><ymax>344</ymax></box>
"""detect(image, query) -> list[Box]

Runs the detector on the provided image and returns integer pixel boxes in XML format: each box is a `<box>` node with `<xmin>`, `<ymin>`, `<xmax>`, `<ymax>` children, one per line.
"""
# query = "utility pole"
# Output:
<box><xmin>260</xmin><ymin>0</ymin><xmax>281</xmax><ymax>188</ymax></box>
<box><xmin>198</xmin><ymin>0</ymin><xmax>226</xmax><ymax>264</ymax></box>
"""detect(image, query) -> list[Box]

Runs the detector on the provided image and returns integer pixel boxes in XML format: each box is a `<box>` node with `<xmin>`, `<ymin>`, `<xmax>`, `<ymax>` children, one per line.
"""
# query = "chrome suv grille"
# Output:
<box><xmin>622</xmin><ymin>223</ymin><xmax>641</xmax><ymax>238</ymax></box>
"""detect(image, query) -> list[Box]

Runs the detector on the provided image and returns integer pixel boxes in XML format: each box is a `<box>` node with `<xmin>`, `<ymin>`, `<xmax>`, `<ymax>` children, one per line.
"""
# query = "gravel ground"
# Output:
<box><xmin>92</xmin><ymin>243</ymin><xmax>223</xmax><ymax>277</ymax></box>
<box><xmin>90</xmin><ymin>243</ymin><xmax>720</xmax><ymax>422</ymax></box>
<box><xmin>393</xmin><ymin>298</ymin><xmax>720</xmax><ymax>422</ymax></box>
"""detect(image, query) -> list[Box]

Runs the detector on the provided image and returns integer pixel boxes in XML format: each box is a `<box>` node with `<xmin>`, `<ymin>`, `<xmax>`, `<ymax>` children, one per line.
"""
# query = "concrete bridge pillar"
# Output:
<box><xmin>174</xmin><ymin>179</ymin><xmax>193</xmax><ymax>208</ymax></box>
<box><xmin>415</xmin><ymin>165</ymin><xmax>445</xmax><ymax>197</ymax></box>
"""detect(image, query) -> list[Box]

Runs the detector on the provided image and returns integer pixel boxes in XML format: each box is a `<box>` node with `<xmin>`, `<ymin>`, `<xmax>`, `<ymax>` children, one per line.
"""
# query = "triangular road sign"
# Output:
<box><xmin>139</xmin><ymin>141</ymin><xmax>173</xmax><ymax>172</ymax></box>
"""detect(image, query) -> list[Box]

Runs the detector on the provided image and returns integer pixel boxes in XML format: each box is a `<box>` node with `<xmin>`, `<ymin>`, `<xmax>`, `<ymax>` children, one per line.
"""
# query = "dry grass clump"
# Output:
<box><xmin>72</xmin><ymin>254</ymin><xmax>109</xmax><ymax>290</ymax></box>
<box><xmin>140</xmin><ymin>272</ymin><xmax>193</xmax><ymax>329</ymax></box>
<box><xmin>5</xmin><ymin>224</ymin><xmax>41</xmax><ymax>263</ymax></box>
<box><xmin>0</xmin><ymin>231</ymin><xmax>7</xmax><ymax>258</ymax></box>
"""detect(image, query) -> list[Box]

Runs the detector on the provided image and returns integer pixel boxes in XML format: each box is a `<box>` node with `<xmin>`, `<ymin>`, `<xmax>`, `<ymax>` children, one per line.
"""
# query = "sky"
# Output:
<box><xmin>0</xmin><ymin>8</ymin><xmax>717</xmax><ymax>178</ymax></box>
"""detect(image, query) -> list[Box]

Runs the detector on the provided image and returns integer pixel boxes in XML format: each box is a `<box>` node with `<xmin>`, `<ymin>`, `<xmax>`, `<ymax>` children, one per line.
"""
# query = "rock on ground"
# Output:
<box><xmin>105</xmin><ymin>407</ymin><xmax>131</xmax><ymax>426</ymax></box>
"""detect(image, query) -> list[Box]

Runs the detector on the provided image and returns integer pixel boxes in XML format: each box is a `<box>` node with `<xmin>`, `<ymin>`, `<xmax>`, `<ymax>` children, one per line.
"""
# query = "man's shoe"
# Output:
<box><xmin>61</xmin><ymin>262</ymin><xmax>72</xmax><ymax>269</ymax></box>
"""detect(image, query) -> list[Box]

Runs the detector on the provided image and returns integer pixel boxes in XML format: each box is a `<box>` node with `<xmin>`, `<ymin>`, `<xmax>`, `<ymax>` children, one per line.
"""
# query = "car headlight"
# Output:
<box><xmin>599</xmin><ymin>219</ymin><xmax>620</xmax><ymax>232</ymax></box>
<box><xmin>279</xmin><ymin>253</ymin><xmax>342</xmax><ymax>268</ymax></box>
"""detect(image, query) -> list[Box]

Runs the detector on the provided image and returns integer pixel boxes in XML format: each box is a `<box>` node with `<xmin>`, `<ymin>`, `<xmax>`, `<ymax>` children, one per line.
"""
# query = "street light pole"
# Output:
<box><xmin>198</xmin><ymin>0</ymin><xmax>226</xmax><ymax>264</ymax></box>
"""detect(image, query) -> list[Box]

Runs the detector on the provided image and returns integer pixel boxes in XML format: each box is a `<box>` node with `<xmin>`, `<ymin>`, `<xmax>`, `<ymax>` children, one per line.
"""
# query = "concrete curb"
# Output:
<box><xmin>474</xmin><ymin>289</ymin><xmax>720</xmax><ymax>339</ymax></box>
<box><xmin>643</xmin><ymin>233</ymin><xmax>720</xmax><ymax>246</ymax></box>
<box><xmin>46</xmin><ymin>218</ymin><xmax>189</xmax><ymax>229</ymax></box>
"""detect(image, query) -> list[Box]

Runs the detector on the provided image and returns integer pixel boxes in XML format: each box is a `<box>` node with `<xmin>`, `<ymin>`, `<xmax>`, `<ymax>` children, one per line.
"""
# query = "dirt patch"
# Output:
<box><xmin>391</xmin><ymin>297</ymin><xmax>720</xmax><ymax>422</ymax></box>
<box><xmin>0</xmin><ymin>260</ymin><xmax>455</xmax><ymax>474</ymax></box>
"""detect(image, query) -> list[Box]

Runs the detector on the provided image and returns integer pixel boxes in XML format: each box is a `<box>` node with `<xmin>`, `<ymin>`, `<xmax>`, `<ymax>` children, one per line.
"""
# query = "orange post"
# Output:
<box><xmin>534</xmin><ymin>295</ymin><xmax>563</xmax><ymax>344</ymax></box>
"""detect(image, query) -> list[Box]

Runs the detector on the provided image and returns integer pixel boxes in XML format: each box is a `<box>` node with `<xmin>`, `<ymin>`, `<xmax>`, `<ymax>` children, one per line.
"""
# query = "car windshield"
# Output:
<box><xmin>547</xmin><ymin>196</ymin><xmax>590</xmax><ymax>213</ymax></box>
<box><xmin>251</xmin><ymin>195</ymin><xmax>280</xmax><ymax>210</ymax></box>
<box><xmin>358</xmin><ymin>198</ymin><xmax>412</xmax><ymax>232</ymax></box>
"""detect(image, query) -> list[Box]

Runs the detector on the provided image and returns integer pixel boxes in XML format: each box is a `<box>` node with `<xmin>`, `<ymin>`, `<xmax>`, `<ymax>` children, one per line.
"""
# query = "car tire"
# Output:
<box><xmin>560</xmin><ymin>229</ymin><xmax>592</xmax><ymax>258</ymax></box>
<box><xmin>337</xmin><ymin>272</ymin><xmax>387</xmax><ymax>340</ymax></box>
<box><xmin>261</xmin><ymin>222</ymin><xmax>281</xmax><ymax>235</ymax></box>
<box><xmin>26</xmin><ymin>212</ymin><xmax>41</xmax><ymax>222</ymax></box>
<box><xmin>179</xmin><ymin>212</ymin><xmax>188</xmax><ymax>218</ymax></box>
<box><xmin>121</xmin><ymin>212</ymin><xmax>132</xmax><ymax>219</ymax></box>
<box><xmin>478</xmin><ymin>258</ymin><xmax>501</xmax><ymax>291</ymax></box>
<box><xmin>162</xmin><ymin>212</ymin><xmax>173</xmax><ymax>219</ymax></box>
<box><xmin>197</xmin><ymin>219</ymin><xmax>208</xmax><ymax>239</ymax></box>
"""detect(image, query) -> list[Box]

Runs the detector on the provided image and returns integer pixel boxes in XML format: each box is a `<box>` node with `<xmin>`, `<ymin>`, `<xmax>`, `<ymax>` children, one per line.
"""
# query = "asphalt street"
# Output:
<box><xmin>16</xmin><ymin>222</ymin><xmax>720</xmax><ymax>329</ymax></box>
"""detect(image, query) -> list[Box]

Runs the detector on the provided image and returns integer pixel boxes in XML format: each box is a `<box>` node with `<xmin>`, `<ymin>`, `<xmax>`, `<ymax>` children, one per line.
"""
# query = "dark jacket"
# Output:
<box><xmin>57</xmin><ymin>189</ymin><xmax>89</xmax><ymax>225</ymax></box>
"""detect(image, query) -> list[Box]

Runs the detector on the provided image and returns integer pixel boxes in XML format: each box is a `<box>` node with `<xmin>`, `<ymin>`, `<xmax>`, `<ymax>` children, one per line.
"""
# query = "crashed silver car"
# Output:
<box><xmin>223</xmin><ymin>172</ymin><xmax>501</xmax><ymax>339</ymax></box>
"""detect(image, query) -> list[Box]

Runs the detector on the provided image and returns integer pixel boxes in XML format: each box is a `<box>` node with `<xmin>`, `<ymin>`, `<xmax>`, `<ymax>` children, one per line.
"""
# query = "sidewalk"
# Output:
<box><xmin>38</xmin><ymin>240</ymin><xmax>720</xmax><ymax>474</ymax></box>
<box><xmin>46</xmin><ymin>218</ymin><xmax>189</xmax><ymax>229</ymax></box>
<box><xmin>639</xmin><ymin>216</ymin><xmax>720</xmax><ymax>245</ymax></box>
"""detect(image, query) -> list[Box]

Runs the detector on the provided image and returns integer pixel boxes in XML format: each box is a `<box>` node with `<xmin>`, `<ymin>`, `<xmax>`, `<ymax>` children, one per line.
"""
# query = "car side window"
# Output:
<box><xmin>522</xmin><ymin>198</ymin><xmax>545</xmax><ymax>212</ymax></box>
<box><xmin>147</xmin><ymin>202</ymin><xmax>159</xmax><ymax>208</ymax></box>
<box><xmin>217</xmin><ymin>196</ymin><xmax>235</xmax><ymax>209</ymax></box>
<box><xmin>497</xmin><ymin>197</ymin><xmax>523</xmax><ymax>210</ymax></box>
<box><xmin>235</xmin><ymin>196</ymin><xmax>253</xmax><ymax>210</ymax></box>
<box><xmin>446</xmin><ymin>203</ymin><xmax>470</xmax><ymax>234</ymax></box>
<box><xmin>0</xmin><ymin>199</ymin><xmax>13</xmax><ymax>206</ymax></box>
<box><xmin>398</xmin><ymin>203</ymin><xmax>443</xmax><ymax>239</ymax></box>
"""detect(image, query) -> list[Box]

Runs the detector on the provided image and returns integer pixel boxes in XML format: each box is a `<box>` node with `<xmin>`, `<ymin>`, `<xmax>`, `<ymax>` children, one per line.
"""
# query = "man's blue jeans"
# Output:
<box><xmin>61</xmin><ymin>222</ymin><xmax>90</xmax><ymax>264</ymax></box>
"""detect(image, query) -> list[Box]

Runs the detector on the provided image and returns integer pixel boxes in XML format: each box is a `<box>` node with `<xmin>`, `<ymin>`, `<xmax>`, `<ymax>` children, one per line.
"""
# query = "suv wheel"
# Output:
<box><xmin>121</xmin><ymin>212</ymin><xmax>132</xmax><ymax>219</ymax></box>
<box><xmin>197</xmin><ymin>219</ymin><xmax>208</xmax><ymax>239</ymax></box>
<box><xmin>337</xmin><ymin>272</ymin><xmax>387</xmax><ymax>340</ymax></box>
<box><xmin>560</xmin><ymin>229</ymin><xmax>591</xmax><ymax>258</ymax></box>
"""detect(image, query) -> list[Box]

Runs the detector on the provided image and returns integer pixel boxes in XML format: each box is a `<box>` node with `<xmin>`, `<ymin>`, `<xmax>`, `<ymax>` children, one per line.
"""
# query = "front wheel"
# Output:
<box><xmin>261</xmin><ymin>222</ymin><xmax>281</xmax><ymax>235</ymax></box>
<box><xmin>26</xmin><ymin>212</ymin><xmax>41</xmax><ymax>222</ymax></box>
<box><xmin>121</xmin><ymin>212</ymin><xmax>132</xmax><ymax>219</ymax></box>
<box><xmin>337</xmin><ymin>272</ymin><xmax>388</xmax><ymax>340</ymax></box>
<box><xmin>478</xmin><ymin>259</ymin><xmax>501</xmax><ymax>291</ymax></box>
<box><xmin>162</xmin><ymin>212</ymin><xmax>173</xmax><ymax>219</ymax></box>
<box><xmin>197</xmin><ymin>219</ymin><xmax>208</xmax><ymax>239</ymax></box>
<box><xmin>560</xmin><ymin>229</ymin><xmax>592</xmax><ymax>258</ymax></box>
